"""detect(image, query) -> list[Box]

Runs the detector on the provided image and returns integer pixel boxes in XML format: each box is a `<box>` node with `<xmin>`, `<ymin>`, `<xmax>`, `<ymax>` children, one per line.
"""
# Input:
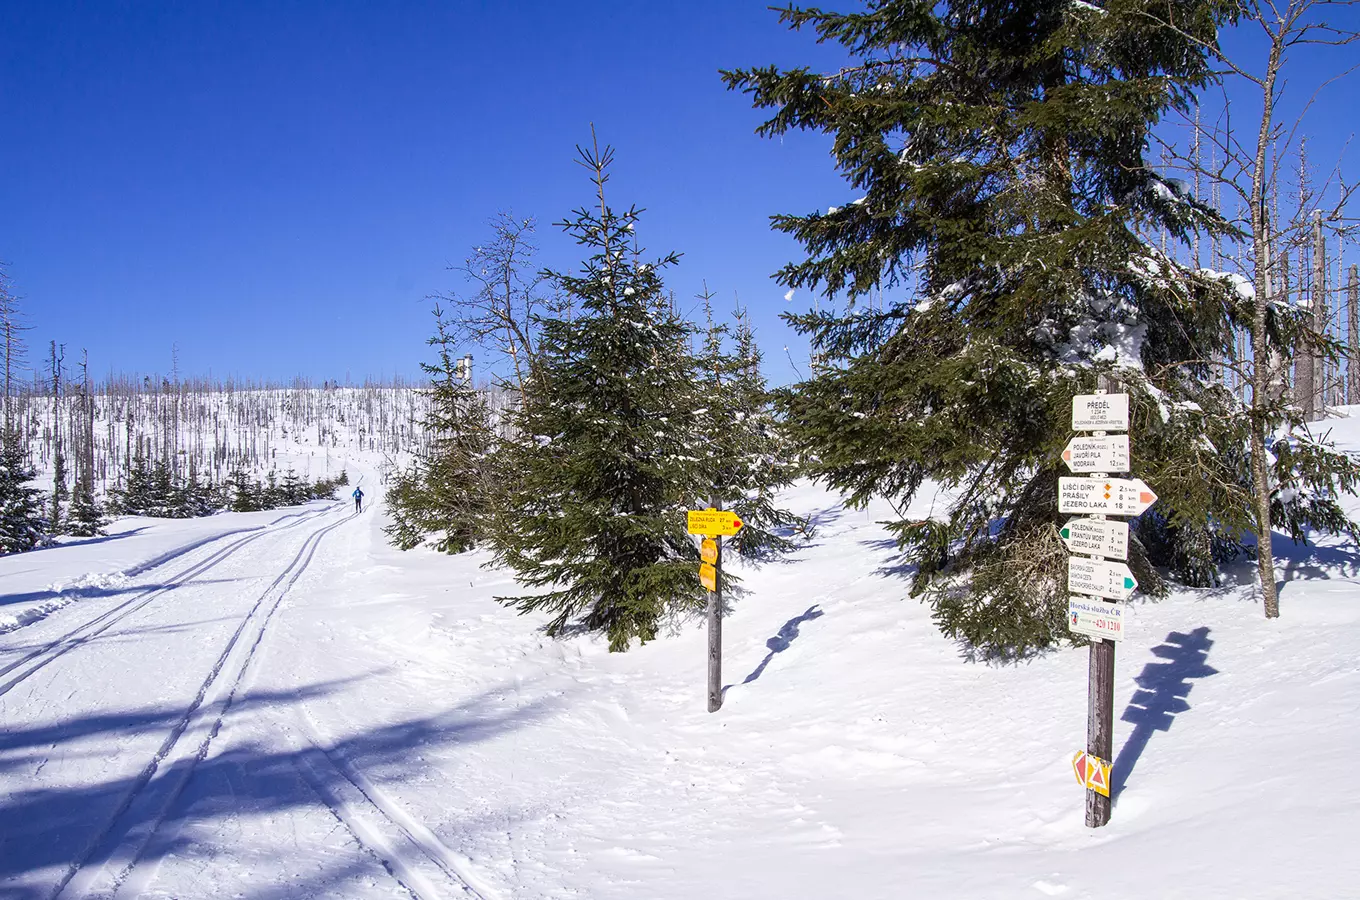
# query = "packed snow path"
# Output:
<box><xmin>0</xmin><ymin>502</ymin><xmax>490</xmax><ymax>900</ymax></box>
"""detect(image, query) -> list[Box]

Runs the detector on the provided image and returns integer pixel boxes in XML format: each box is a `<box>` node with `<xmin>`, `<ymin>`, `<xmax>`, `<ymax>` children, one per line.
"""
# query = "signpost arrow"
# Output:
<box><xmin>1058</xmin><ymin>477</ymin><xmax>1157</xmax><ymax>516</ymax></box>
<box><xmin>1062</xmin><ymin>435</ymin><xmax>1130</xmax><ymax>474</ymax></box>
<box><xmin>1072</xmin><ymin>393</ymin><xmax>1129</xmax><ymax>431</ymax></box>
<box><xmin>1068</xmin><ymin>557</ymin><xmax>1138</xmax><ymax>601</ymax></box>
<box><xmin>1060</xmin><ymin>518</ymin><xmax>1129</xmax><ymax>561</ymax></box>
<box><xmin>687</xmin><ymin>508</ymin><xmax>745</xmax><ymax>536</ymax></box>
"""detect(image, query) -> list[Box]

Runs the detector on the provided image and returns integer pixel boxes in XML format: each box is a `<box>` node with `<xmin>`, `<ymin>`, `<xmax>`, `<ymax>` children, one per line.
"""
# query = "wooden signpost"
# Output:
<box><xmin>1064</xmin><ymin>382</ymin><xmax>1154</xmax><ymax>828</ymax></box>
<box><xmin>687</xmin><ymin>504</ymin><xmax>743</xmax><ymax>713</ymax></box>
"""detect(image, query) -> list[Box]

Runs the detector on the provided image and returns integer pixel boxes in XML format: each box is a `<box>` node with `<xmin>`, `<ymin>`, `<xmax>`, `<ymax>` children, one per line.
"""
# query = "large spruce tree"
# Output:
<box><xmin>488</xmin><ymin>139</ymin><xmax>708</xmax><ymax>651</ymax></box>
<box><xmin>723</xmin><ymin>0</ymin><xmax>1303</xmax><ymax>656</ymax></box>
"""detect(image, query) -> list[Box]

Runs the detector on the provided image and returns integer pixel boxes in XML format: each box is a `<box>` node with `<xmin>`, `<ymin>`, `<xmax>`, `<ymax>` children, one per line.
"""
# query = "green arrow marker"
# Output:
<box><xmin>1061</xmin><ymin>527</ymin><xmax>1070</xmax><ymax>539</ymax></box>
<box><xmin>1124</xmin><ymin>577</ymin><xmax>1136</xmax><ymax>589</ymax></box>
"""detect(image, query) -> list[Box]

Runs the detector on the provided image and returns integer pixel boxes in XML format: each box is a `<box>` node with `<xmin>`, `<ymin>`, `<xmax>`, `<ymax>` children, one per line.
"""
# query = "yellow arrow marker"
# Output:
<box><xmin>700</xmin><ymin>538</ymin><xmax>718</xmax><ymax>565</ymax></box>
<box><xmin>699</xmin><ymin>563</ymin><xmax>717</xmax><ymax>592</ymax></box>
<box><xmin>687</xmin><ymin>508</ymin><xmax>744</xmax><ymax>537</ymax></box>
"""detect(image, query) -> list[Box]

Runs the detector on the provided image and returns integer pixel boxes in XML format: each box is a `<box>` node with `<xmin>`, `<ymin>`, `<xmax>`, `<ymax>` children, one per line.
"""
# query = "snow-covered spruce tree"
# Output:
<box><xmin>695</xmin><ymin>288</ymin><xmax>800</xmax><ymax>559</ymax></box>
<box><xmin>384</xmin><ymin>303</ymin><xmax>494</xmax><ymax>554</ymax></box>
<box><xmin>0</xmin><ymin>423</ymin><xmax>45</xmax><ymax>554</ymax></box>
<box><xmin>229</xmin><ymin>468</ymin><xmax>264</xmax><ymax>512</ymax></box>
<box><xmin>65</xmin><ymin>477</ymin><xmax>106</xmax><ymax>537</ymax></box>
<box><xmin>108</xmin><ymin>448</ymin><xmax>155</xmax><ymax>516</ymax></box>
<box><xmin>724</xmin><ymin>0</ymin><xmax>1255</xmax><ymax>657</ymax></box>
<box><xmin>487</xmin><ymin>139</ymin><xmax>708</xmax><ymax>651</ymax></box>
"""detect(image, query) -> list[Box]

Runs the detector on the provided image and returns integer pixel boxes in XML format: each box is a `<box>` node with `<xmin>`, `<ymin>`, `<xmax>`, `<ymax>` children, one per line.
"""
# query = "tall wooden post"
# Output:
<box><xmin>1085</xmin><ymin>373</ymin><xmax>1117</xmax><ymax>828</ymax></box>
<box><xmin>707</xmin><ymin>499</ymin><xmax>724</xmax><ymax>713</ymax></box>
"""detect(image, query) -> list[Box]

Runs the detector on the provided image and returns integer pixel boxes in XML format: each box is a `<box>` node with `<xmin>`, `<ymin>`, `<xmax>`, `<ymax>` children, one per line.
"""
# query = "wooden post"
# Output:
<box><xmin>1086</xmin><ymin>635</ymin><xmax>1115</xmax><ymax>826</ymax></box>
<box><xmin>707</xmin><ymin>499</ymin><xmax>724</xmax><ymax>713</ymax></box>
<box><xmin>1086</xmin><ymin>373</ymin><xmax>1117</xmax><ymax>828</ymax></box>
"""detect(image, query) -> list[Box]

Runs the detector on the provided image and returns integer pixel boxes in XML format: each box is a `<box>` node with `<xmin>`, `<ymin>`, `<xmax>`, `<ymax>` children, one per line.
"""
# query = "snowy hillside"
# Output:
<box><xmin>2</xmin><ymin>417</ymin><xmax>1359</xmax><ymax>898</ymax></box>
<box><xmin>19</xmin><ymin>382</ymin><xmax>434</xmax><ymax>497</ymax></box>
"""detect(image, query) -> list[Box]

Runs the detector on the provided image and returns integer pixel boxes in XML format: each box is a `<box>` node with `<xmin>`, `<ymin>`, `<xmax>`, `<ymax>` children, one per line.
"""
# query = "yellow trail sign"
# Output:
<box><xmin>687</xmin><ymin>508</ymin><xmax>744</xmax><ymax>536</ymax></box>
<box><xmin>699</xmin><ymin>562</ymin><xmax>717</xmax><ymax>592</ymax></box>
<box><xmin>700</xmin><ymin>538</ymin><xmax>718</xmax><ymax>565</ymax></box>
<box><xmin>1072</xmin><ymin>750</ymin><xmax>1112</xmax><ymax>797</ymax></box>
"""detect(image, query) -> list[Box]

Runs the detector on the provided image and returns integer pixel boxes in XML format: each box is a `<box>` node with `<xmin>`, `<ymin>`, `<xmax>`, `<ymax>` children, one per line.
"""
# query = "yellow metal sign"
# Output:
<box><xmin>700</xmin><ymin>538</ymin><xmax>718</xmax><ymax>565</ymax></box>
<box><xmin>1072</xmin><ymin>751</ymin><xmax>1112</xmax><ymax>797</ymax></box>
<box><xmin>699</xmin><ymin>562</ymin><xmax>717</xmax><ymax>592</ymax></box>
<box><xmin>687</xmin><ymin>508</ymin><xmax>744</xmax><ymax>536</ymax></box>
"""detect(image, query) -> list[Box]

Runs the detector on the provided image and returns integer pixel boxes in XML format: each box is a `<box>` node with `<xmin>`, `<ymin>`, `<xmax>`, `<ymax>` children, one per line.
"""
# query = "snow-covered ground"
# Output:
<box><xmin>3</xmin><ymin>424</ymin><xmax>1360</xmax><ymax>899</ymax></box>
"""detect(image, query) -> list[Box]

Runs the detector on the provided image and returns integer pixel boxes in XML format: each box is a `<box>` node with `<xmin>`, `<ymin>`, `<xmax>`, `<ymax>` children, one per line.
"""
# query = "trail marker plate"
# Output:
<box><xmin>699</xmin><ymin>562</ymin><xmax>717</xmax><ymax>592</ymax></box>
<box><xmin>700</xmin><ymin>538</ymin><xmax>718</xmax><ymax>565</ymax></box>
<box><xmin>1067</xmin><ymin>596</ymin><xmax>1128</xmax><ymax>641</ymax></box>
<box><xmin>1072</xmin><ymin>750</ymin><xmax>1113</xmax><ymax>796</ymax></box>
<box><xmin>1060</xmin><ymin>518</ymin><xmax>1129</xmax><ymax>561</ymax></box>
<box><xmin>1072</xmin><ymin>393</ymin><xmax>1129</xmax><ymax>431</ymax></box>
<box><xmin>1058</xmin><ymin>477</ymin><xmax>1157</xmax><ymax>516</ymax></box>
<box><xmin>1062</xmin><ymin>435</ymin><xmax>1130</xmax><ymax>474</ymax></box>
<box><xmin>1068</xmin><ymin>558</ymin><xmax>1137</xmax><ymax>601</ymax></box>
<box><xmin>687</xmin><ymin>509</ymin><xmax>744</xmax><ymax>536</ymax></box>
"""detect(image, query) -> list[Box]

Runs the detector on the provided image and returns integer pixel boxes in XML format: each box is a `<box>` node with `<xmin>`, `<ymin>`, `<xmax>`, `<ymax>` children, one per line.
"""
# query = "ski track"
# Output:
<box><xmin>44</xmin><ymin>510</ymin><xmax>356</xmax><ymax>900</ymax></box>
<box><xmin>290</xmin><ymin>712</ymin><xmax>497</xmax><ymax>900</ymax></box>
<box><xmin>0</xmin><ymin>506</ymin><xmax>335</xmax><ymax>698</ymax></box>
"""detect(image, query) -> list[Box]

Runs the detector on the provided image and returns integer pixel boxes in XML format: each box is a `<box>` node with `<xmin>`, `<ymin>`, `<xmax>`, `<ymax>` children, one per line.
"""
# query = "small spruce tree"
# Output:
<box><xmin>0</xmin><ymin>424</ymin><xmax>45</xmax><ymax>554</ymax></box>
<box><xmin>487</xmin><ymin>137</ymin><xmax>708</xmax><ymax>650</ymax></box>
<box><xmin>694</xmin><ymin>288</ymin><xmax>800</xmax><ymax>559</ymax></box>
<box><xmin>384</xmin><ymin>303</ymin><xmax>495</xmax><ymax>554</ymax></box>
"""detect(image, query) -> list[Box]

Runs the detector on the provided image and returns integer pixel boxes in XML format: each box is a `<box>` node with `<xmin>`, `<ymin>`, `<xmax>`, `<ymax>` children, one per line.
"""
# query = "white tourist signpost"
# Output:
<box><xmin>1071</xmin><ymin>392</ymin><xmax>1129</xmax><ymax>431</ymax></box>
<box><xmin>1062</xmin><ymin>434</ymin><xmax>1130</xmax><ymax>473</ymax></box>
<box><xmin>1068</xmin><ymin>557</ymin><xmax>1138</xmax><ymax>601</ymax></box>
<box><xmin>1063</xmin><ymin>386</ymin><xmax>1155</xmax><ymax>829</ymax></box>
<box><xmin>1058</xmin><ymin>477</ymin><xmax>1157</xmax><ymax>516</ymax></box>
<box><xmin>1060</xmin><ymin>518</ymin><xmax>1129</xmax><ymax>561</ymax></box>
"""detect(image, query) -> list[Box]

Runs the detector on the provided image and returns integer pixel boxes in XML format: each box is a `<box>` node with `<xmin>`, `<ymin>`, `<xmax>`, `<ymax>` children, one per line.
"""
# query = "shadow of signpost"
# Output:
<box><xmin>725</xmin><ymin>605</ymin><xmax>824</xmax><ymax>694</ymax></box>
<box><xmin>1112</xmin><ymin>627</ymin><xmax>1218</xmax><ymax>801</ymax></box>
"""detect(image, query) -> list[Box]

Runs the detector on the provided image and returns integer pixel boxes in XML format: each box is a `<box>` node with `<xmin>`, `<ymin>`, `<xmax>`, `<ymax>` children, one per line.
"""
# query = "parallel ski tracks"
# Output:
<box><xmin>47</xmin><ymin>510</ymin><xmax>353</xmax><ymax>900</ymax></box>
<box><xmin>293</xmin><ymin>713</ymin><xmax>494</xmax><ymax>900</ymax></box>
<box><xmin>0</xmin><ymin>506</ymin><xmax>335</xmax><ymax>699</ymax></box>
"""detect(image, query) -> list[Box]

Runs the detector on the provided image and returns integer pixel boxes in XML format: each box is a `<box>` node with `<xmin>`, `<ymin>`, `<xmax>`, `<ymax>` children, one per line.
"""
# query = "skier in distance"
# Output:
<box><xmin>353</xmin><ymin>486</ymin><xmax>364</xmax><ymax>513</ymax></box>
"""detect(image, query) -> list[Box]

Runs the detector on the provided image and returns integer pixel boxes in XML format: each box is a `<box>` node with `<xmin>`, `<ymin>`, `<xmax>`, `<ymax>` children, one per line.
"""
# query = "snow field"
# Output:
<box><xmin>2</xmin><ymin>424</ymin><xmax>1360</xmax><ymax>897</ymax></box>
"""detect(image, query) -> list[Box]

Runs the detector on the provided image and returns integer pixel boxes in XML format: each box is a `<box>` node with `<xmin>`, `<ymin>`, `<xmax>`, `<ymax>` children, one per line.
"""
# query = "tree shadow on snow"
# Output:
<box><xmin>0</xmin><ymin>578</ymin><xmax>244</xmax><ymax>612</ymax></box>
<box><xmin>0</xmin><ymin>677</ymin><xmax>562</xmax><ymax>898</ymax></box>
<box><xmin>1111</xmin><ymin>627</ymin><xmax>1218</xmax><ymax>802</ymax></box>
<box><xmin>27</xmin><ymin>527</ymin><xmax>151</xmax><ymax>555</ymax></box>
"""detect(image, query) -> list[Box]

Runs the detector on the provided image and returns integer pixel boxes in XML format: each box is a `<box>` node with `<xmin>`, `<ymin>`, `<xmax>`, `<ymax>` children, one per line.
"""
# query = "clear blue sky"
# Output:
<box><xmin>2</xmin><ymin>2</ymin><xmax>1356</xmax><ymax>387</ymax></box>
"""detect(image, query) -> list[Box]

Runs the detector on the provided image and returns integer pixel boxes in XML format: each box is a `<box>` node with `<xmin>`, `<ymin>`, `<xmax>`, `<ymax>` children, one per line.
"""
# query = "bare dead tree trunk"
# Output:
<box><xmin>1312</xmin><ymin>209</ymin><xmax>1327</xmax><ymax>415</ymax></box>
<box><xmin>1349</xmin><ymin>265</ymin><xmax>1359</xmax><ymax>404</ymax></box>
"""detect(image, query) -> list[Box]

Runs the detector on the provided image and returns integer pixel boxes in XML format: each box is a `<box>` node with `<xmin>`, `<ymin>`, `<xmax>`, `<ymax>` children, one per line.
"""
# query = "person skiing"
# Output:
<box><xmin>352</xmin><ymin>486</ymin><xmax>364</xmax><ymax>513</ymax></box>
